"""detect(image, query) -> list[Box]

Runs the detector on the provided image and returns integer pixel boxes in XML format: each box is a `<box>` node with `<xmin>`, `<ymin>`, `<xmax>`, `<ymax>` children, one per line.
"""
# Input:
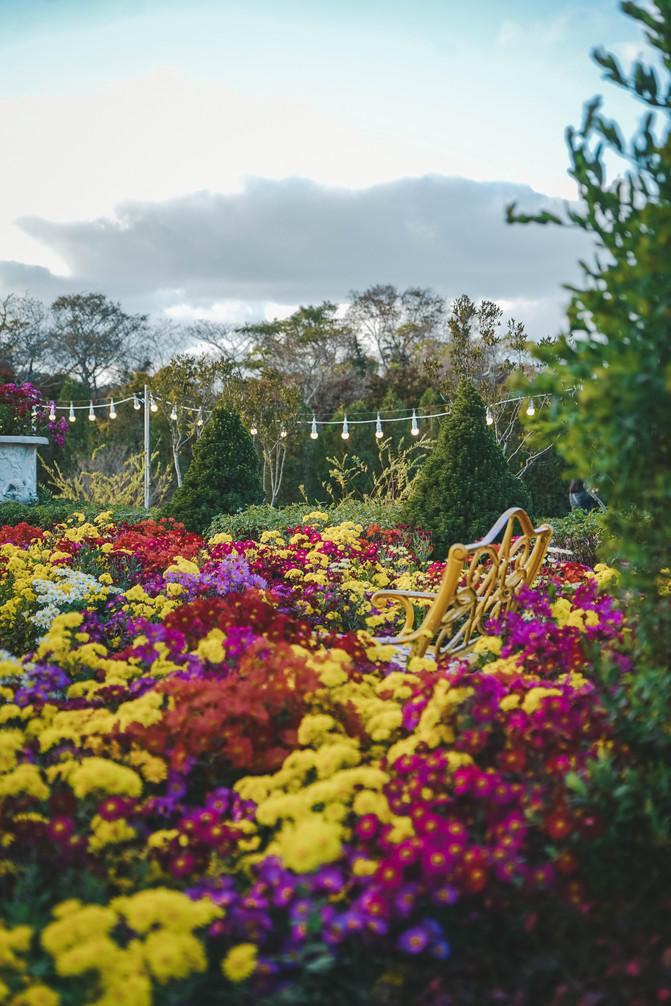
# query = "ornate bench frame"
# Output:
<box><xmin>371</xmin><ymin>507</ymin><xmax>553</xmax><ymax>661</ymax></box>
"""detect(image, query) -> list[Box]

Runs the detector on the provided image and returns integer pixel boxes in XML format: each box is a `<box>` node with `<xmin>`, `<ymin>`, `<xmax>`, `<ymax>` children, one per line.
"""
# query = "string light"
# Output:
<box><xmin>51</xmin><ymin>387</ymin><xmax>556</xmax><ymax>449</ymax></box>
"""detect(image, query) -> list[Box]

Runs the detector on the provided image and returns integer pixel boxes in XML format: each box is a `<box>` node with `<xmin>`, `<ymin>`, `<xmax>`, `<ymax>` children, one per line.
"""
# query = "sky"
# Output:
<box><xmin>0</xmin><ymin>0</ymin><xmax>657</xmax><ymax>341</ymax></box>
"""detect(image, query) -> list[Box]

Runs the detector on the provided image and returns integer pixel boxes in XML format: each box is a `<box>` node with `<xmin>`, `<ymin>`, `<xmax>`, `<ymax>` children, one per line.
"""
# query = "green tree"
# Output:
<box><xmin>222</xmin><ymin>369</ymin><xmax>302</xmax><ymax>506</ymax></box>
<box><xmin>403</xmin><ymin>379</ymin><xmax>531</xmax><ymax>557</ymax></box>
<box><xmin>508</xmin><ymin>0</ymin><xmax>671</xmax><ymax>657</ymax></box>
<box><xmin>508</xmin><ymin>2</ymin><xmax>671</xmax><ymax>835</ymax></box>
<box><xmin>244</xmin><ymin>303</ymin><xmax>351</xmax><ymax>408</ymax></box>
<box><xmin>150</xmin><ymin>354</ymin><xmax>234</xmax><ymax>488</ymax></box>
<box><xmin>165</xmin><ymin>402</ymin><xmax>263</xmax><ymax>534</ymax></box>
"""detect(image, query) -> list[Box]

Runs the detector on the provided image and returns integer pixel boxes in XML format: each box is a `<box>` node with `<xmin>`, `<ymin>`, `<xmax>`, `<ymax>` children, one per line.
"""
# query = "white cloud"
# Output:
<box><xmin>0</xmin><ymin>174</ymin><xmax>590</xmax><ymax>340</ymax></box>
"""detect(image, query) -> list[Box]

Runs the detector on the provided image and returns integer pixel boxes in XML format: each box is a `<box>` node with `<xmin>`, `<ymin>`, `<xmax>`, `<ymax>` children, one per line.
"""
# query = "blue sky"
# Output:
<box><xmin>0</xmin><ymin>0</ymin><xmax>656</xmax><ymax>337</ymax></box>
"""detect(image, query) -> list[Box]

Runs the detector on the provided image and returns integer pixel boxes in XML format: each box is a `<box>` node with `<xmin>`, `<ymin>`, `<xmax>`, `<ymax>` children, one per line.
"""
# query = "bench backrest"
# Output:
<box><xmin>414</xmin><ymin>508</ymin><xmax>553</xmax><ymax>658</ymax></box>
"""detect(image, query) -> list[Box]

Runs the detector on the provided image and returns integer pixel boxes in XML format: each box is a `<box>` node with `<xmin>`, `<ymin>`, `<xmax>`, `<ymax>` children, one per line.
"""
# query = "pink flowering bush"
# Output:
<box><xmin>0</xmin><ymin>381</ymin><xmax>69</xmax><ymax>445</ymax></box>
<box><xmin>0</xmin><ymin>511</ymin><xmax>668</xmax><ymax>1005</ymax></box>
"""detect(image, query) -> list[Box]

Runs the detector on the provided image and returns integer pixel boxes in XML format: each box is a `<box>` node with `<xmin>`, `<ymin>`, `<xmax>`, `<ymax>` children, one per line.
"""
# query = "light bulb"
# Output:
<box><xmin>133</xmin><ymin>394</ymin><xmax>141</xmax><ymax>410</ymax></box>
<box><xmin>196</xmin><ymin>407</ymin><xmax>204</xmax><ymax>426</ymax></box>
<box><xmin>341</xmin><ymin>416</ymin><xmax>349</xmax><ymax>440</ymax></box>
<box><xmin>526</xmin><ymin>399</ymin><xmax>535</xmax><ymax>417</ymax></box>
<box><xmin>109</xmin><ymin>398</ymin><xmax>116</xmax><ymax>419</ymax></box>
<box><xmin>310</xmin><ymin>416</ymin><xmax>318</xmax><ymax>440</ymax></box>
<box><xmin>150</xmin><ymin>394</ymin><xmax>158</xmax><ymax>413</ymax></box>
<box><xmin>48</xmin><ymin>402</ymin><xmax>56</xmax><ymax>421</ymax></box>
<box><xmin>170</xmin><ymin>402</ymin><xmax>177</xmax><ymax>421</ymax></box>
<box><xmin>486</xmin><ymin>407</ymin><xmax>493</xmax><ymax>426</ymax></box>
<box><xmin>69</xmin><ymin>402</ymin><xmax>76</xmax><ymax>423</ymax></box>
<box><xmin>280</xmin><ymin>425</ymin><xmax>287</xmax><ymax>439</ymax></box>
<box><xmin>375</xmin><ymin>413</ymin><xmax>383</xmax><ymax>439</ymax></box>
<box><xmin>88</xmin><ymin>402</ymin><xmax>96</xmax><ymax>422</ymax></box>
<box><xmin>411</xmin><ymin>409</ymin><xmax>419</xmax><ymax>436</ymax></box>
<box><xmin>250</xmin><ymin>422</ymin><xmax>258</xmax><ymax>436</ymax></box>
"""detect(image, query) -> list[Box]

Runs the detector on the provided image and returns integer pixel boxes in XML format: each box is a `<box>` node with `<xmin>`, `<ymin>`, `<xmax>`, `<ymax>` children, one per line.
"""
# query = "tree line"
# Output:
<box><xmin>0</xmin><ymin>285</ymin><xmax>567</xmax><ymax>514</ymax></box>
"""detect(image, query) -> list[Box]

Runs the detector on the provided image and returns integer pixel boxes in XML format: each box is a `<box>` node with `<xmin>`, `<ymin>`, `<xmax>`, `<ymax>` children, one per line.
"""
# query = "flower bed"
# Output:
<box><xmin>0</xmin><ymin>510</ymin><xmax>667</xmax><ymax>1004</ymax></box>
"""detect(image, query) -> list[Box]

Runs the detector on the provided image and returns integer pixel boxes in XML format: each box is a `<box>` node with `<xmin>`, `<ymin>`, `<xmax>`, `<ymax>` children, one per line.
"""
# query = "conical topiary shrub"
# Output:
<box><xmin>165</xmin><ymin>403</ymin><xmax>264</xmax><ymax>534</ymax></box>
<box><xmin>402</xmin><ymin>379</ymin><xmax>532</xmax><ymax>557</ymax></box>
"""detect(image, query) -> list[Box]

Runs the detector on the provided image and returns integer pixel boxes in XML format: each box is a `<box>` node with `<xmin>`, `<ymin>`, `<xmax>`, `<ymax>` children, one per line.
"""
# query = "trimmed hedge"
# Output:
<box><xmin>206</xmin><ymin>500</ymin><xmax>405</xmax><ymax>540</ymax></box>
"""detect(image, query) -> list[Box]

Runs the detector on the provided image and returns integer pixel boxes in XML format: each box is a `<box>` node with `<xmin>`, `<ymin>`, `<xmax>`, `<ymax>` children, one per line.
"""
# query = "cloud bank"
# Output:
<box><xmin>0</xmin><ymin>174</ymin><xmax>591</xmax><ymax>338</ymax></box>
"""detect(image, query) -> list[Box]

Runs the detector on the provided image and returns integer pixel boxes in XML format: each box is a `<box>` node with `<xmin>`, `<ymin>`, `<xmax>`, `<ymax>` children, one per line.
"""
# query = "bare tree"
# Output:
<box><xmin>186</xmin><ymin>320</ymin><xmax>256</xmax><ymax>365</ymax></box>
<box><xmin>0</xmin><ymin>293</ymin><xmax>51</xmax><ymax>380</ymax></box>
<box><xmin>243</xmin><ymin>303</ymin><xmax>352</xmax><ymax>407</ymax></box>
<box><xmin>347</xmin><ymin>284</ymin><xmax>445</xmax><ymax>373</ymax></box>
<box><xmin>49</xmin><ymin>292</ymin><xmax>149</xmax><ymax>393</ymax></box>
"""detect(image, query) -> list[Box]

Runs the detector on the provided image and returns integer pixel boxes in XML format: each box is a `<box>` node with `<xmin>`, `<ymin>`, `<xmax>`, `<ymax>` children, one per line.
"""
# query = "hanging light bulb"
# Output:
<box><xmin>250</xmin><ymin>420</ymin><xmax>258</xmax><ymax>436</ymax></box>
<box><xmin>150</xmin><ymin>393</ymin><xmax>158</xmax><ymax>413</ymax></box>
<box><xmin>486</xmin><ymin>407</ymin><xmax>493</xmax><ymax>426</ymax></box>
<box><xmin>68</xmin><ymin>402</ymin><xmax>76</xmax><ymax>423</ymax></box>
<box><xmin>170</xmin><ymin>402</ymin><xmax>177</xmax><ymax>421</ymax></box>
<box><xmin>88</xmin><ymin>401</ymin><xmax>96</xmax><ymax>422</ymax></box>
<box><xmin>526</xmin><ymin>398</ymin><xmax>535</xmax><ymax>417</ymax></box>
<box><xmin>48</xmin><ymin>402</ymin><xmax>56</xmax><ymax>422</ymax></box>
<box><xmin>310</xmin><ymin>416</ymin><xmax>318</xmax><ymax>440</ymax></box>
<box><xmin>133</xmin><ymin>393</ymin><xmax>141</xmax><ymax>410</ymax></box>
<box><xmin>196</xmin><ymin>407</ymin><xmax>204</xmax><ymax>427</ymax></box>
<box><xmin>280</xmin><ymin>424</ymin><xmax>287</xmax><ymax>439</ymax></box>
<box><xmin>375</xmin><ymin>413</ymin><xmax>383</xmax><ymax>439</ymax></box>
<box><xmin>411</xmin><ymin>409</ymin><xmax>419</xmax><ymax>436</ymax></box>
<box><xmin>341</xmin><ymin>415</ymin><xmax>349</xmax><ymax>440</ymax></box>
<box><xmin>109</xmin><ymin>398</ymin><xmax>117</xmax><ymax>419</ymax></box>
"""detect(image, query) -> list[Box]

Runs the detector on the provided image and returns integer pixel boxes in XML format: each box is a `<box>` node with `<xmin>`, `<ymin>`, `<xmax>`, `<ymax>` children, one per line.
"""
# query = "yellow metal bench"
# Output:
<box><xmin>370</xmin><ymin>507</ymin><xmax>553</xmax><ymax>662</ymax></box>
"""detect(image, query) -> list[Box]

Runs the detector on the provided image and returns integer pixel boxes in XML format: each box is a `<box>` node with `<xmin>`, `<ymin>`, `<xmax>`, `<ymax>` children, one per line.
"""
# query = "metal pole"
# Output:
<box><xmin>144</xmin><ymin>383</ymin><xmax>150</xmax><ymax>510</ymax></box>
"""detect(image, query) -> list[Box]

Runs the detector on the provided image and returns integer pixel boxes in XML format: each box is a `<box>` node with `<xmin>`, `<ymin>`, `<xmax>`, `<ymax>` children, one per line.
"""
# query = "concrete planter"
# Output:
<box><xmin>0</xmin><ymin>435</ymin><xmax>49</xmax><ymax>504</ymax></box>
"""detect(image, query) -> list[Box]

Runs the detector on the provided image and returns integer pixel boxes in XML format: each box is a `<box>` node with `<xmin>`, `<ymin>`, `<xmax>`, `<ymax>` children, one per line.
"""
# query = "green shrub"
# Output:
<box><xmin>0</xmin><ymin>496</ymin><xmax>153</xmax><ymax>530</ymax></box>
<box><xmin>547</xmin><ymin>508</ymin><xmax>607</xmax><ymax>567</ymax></box>
<box><xmin>164</xmin><ymin>403</ymin><xmax>263</xmax><ymax>534</ymax></box>
<box><xmin>402</xmin><ymin>379</ymin><xmax>532</xmax><ymax>557</ymax></box>
<box><xmin>206</xmin><ymin>499</ymin><xmax>404</xmax><ymax>540</ymax></box>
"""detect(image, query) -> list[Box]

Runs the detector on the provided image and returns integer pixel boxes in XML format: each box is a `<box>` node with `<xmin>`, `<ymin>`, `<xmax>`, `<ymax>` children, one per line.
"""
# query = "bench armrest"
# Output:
<box><xmin>370</xmin><ymin>589</ymin><xmax>436</xmax><ymax>637</ymax></box>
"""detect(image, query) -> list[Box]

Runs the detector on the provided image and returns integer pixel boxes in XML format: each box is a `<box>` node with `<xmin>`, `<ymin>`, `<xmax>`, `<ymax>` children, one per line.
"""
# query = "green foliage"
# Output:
<box><xmin>522</xmin><ymin>445</ymin><xmax>571</xmax><ymax>517</ymax></box>
<box><xmin>402</xmin><ymin>379</ymin><xmax>532</xmax><ymax>556</ymax></box>
<box><xmin>321</xmin><ymin>434</ymin><xmax>432</xmax><ymax>506</ymax></box>
<box><xmin>0</xmin><ymin>495</ymin><xmax>152</xmax><ymax>529</ymax></box>
<box><xmin>508</xmin><ymin>3</ymin><xmax>671</xmax><ymax>653</ymax></box>
<box><xmin>509</xmin><ymin>2</ymin><xmax>671</xmax><ymax>838</ymax></box>
<box><xmin>546</xmin><ymin>508</ymin><xmax>607</xmax><ymax>567</ymax></box>
<box><xmin>165</xmin><ymin>402</ymin><xmax>263</xmax><ymax>533</ymax></box>
<box><xmin>206</xmin><ymin>499</ymin><xmax>405</xmax><ymax>540</ymax></box>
